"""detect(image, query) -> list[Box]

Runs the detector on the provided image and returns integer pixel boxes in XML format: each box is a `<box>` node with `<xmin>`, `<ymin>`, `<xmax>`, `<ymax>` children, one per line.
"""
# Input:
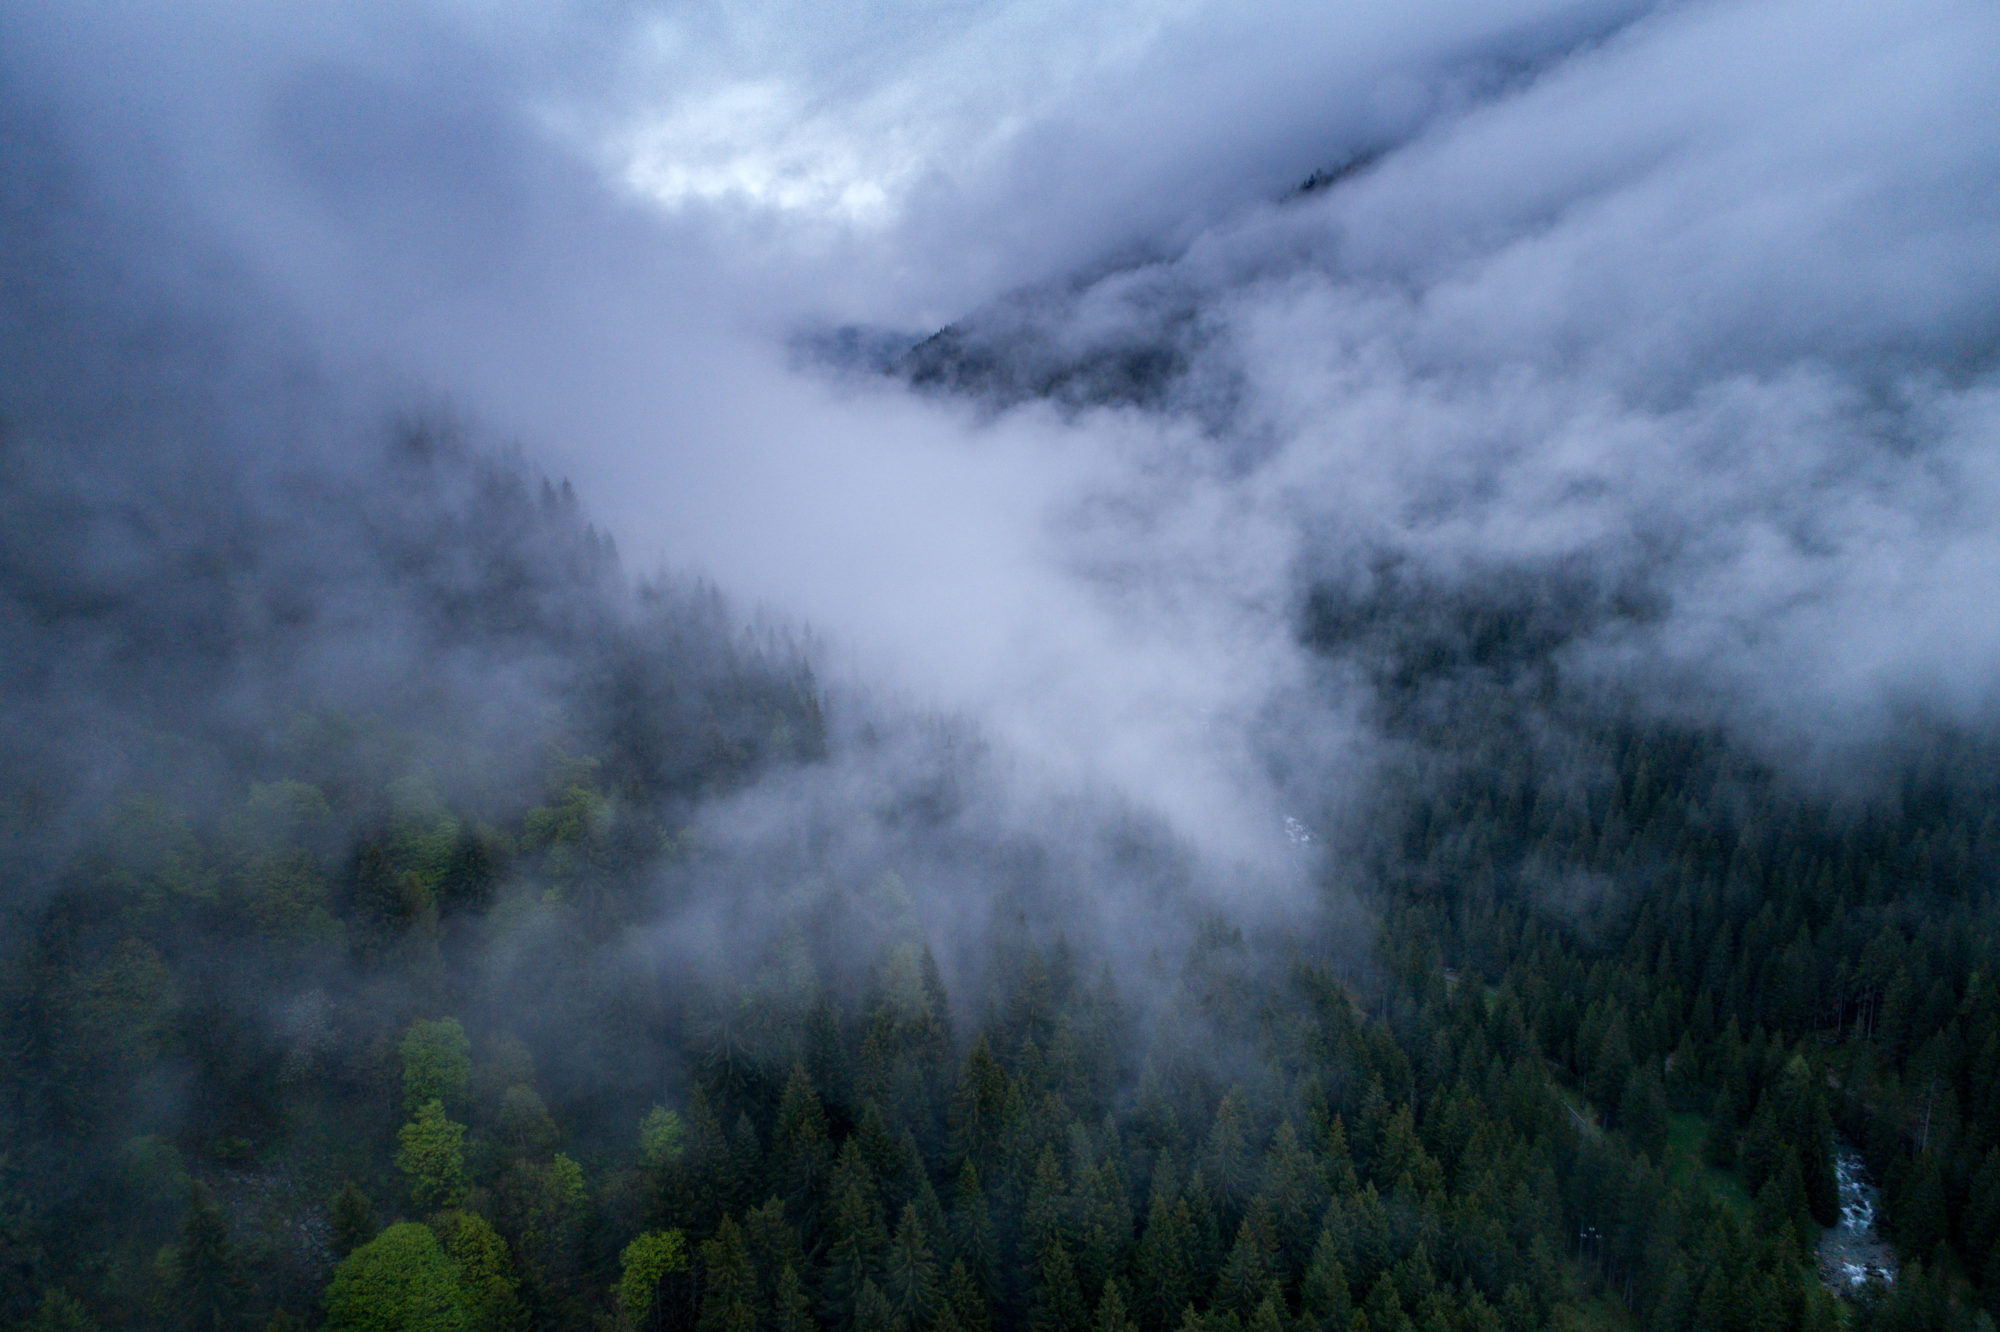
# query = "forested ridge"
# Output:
<box><xmin>5</xmin><ymin>14</ymin><xmax>2000</xmax><ymax>1326</ymax></box>
<box><xmin>3</xmin><ymin>424</ymin><xmax>1998</xmax><ymax>1332</ymax></box>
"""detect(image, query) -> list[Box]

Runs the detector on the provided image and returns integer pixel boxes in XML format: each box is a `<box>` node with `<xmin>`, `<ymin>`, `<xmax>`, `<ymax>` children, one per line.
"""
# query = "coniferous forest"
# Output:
<box><xmin>7</xmin><ymin>383</ymin><xmax>2000</xmax><ymax>1331</ymax></box>
<box><xmin>7</xmin><ymin>2</ymin><xmax>2000</xmax><ymax>1331</ymax></box>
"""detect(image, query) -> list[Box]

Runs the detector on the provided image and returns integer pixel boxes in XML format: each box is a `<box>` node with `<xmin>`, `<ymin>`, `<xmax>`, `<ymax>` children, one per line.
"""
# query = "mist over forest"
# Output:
<box><xmin>3</xmin><ymin>2</ymin><xmax>2000</xmax><ymax>1330</ymax></box>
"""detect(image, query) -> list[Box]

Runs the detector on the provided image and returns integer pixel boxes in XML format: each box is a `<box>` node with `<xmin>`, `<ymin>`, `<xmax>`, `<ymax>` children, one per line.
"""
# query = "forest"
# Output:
<box><xmin>2</xmin><ymin>406</ymin><xmax>1997</xmax><ymax>1332</ymax></box>
<box><xmin>7</xmin><ymin>1</ymin><xmax>2000</xmax><ymax>1328</ymax></box>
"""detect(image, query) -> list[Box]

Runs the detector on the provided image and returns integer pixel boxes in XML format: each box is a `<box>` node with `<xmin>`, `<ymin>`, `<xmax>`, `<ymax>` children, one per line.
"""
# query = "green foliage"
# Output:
<box><xmin>774</xmin><ymin>1264</ymin><xmax>818</xmax><ymax>1332</ymax></box>
<box><xmin>618</xmin><ymin>1229</ymin><xmax>689</xmax><ymax>1327</ymax></box>
<box><xmin>640</xmin><ymin>1106</ymin><xmax>687</xmax><ymax>1171</ymax></box>
<box><xmin>18</xmin><ymin>666</ymin><xmax>2000</xmax><ymax>1332</ymax></box>
<box><xmin>323</xmin><ymin>1223</ymin><xmax>468</xmax><ymax>1332</ymax></box>
<box><xmin>400</xmin><ymin>1019</ymin><xmax>473</xmax><ymax>1116</ymax></box>
<box><xmin>432</xmin><ymin>1211</ymin><xmax>526</xmax><ymax>1332</ymax></box>
<box><xmin>332</xmin><ymin>1181</ymin><xmax>375</xmax><ymax>1258</ymax></box>
<box><xmin>699</xmin><ymin>1218</ymin><xmax>759</xmax><ymax>1332</ymax></box>
<box><xmin>882</xmin><ymin>1204</ymin><xmax>939</xmax><ymax>1329</ymax></box>
<box><xmin>398</xmin><ymin>1100</ymin><xmax>470</xmax><ymax>1212</ymax></box>
<box><xmin>171</xmin><ymin>1182</ymin><xmax>244</xmax><ymax>1332</ymax></box>
<box><xmin>21</xmin><ymin>1289</ymin><xmax>100</xmax><ymax>1332</ymax></box>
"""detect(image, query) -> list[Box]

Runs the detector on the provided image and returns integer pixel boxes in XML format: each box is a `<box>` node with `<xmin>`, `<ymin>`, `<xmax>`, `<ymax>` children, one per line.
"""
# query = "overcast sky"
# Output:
<box><xmin>6</xmin><ymin>0</ymin><xmax>1999</xmax><ymax>870</ymax></box>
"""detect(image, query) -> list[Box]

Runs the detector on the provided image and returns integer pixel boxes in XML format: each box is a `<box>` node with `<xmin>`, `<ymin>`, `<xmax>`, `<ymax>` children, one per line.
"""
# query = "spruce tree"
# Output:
<box><xmin>1895</xmin><ymin>1150</ymin><xmax>1948</xmax><ymax>1259</ymax></box>
<box><xmin>948</xmin><ymin>1163</ymin><xmax>997</xmax><ymax>1299</ymax></box>
<box><xmin>854</xmin><ymin>1280</ymin><xmax>897</xmax><ymax>1332</ymax></box>
<box><xmin>1029</xmin><ymin>1242</ymin><xmax>1085</xmax><ymax>1332</ymax></box>
<box><xmin>699</xmin><ymin>1217</ymin><xmax>760</xmax><ymax>1332</ymax></box>
<box><xmin>1213</xmin><ymin>1213</ymin><xmax>1275</xmax><ymax>1319</ymax></box>
<box><xmin>1134</xmin><ymin>1195</ymin><xmax>1194</xmax><ymax>1331</ymax></box>
<box><xmin>175</xmin><ymin>1182</ymin><xmax>243</xmax><ymax>1332</ymax></box>
<box><xmin>1093</xmin><ymin>1280</ymin><xmax>1135</xmax><ymax>1332</ymax></box>
<box><xmin>942</xmin><ymin>1260</ymin><xmax>993</xmax><ymax>1332</ymax></box>
<box><xmin>331</xmin><ymin>1180</ymin><xmax>374</xmax><ymax>1258</ymax></box>
<box><xmin>824</xmin><ymin>1141</ymin><xmax>889</xmax><ymax>1330</ymax></box>
<box><xmin>883</xmin><ymin>1204</ymin><xmax>940</xmax><ymax>1331</ymax></box>
<box><xmin>1023</xmin><ymin>1145</ymin><xmax>1070</xmax><ymax>1266</ymax></box>
<box><xmin>774</xmin><ymin>1265</ymin><xmax>819</xmax><ymax>1332</ymax></box>
<box><xmin>1300</xmin><ymin>1229</ymin><xmax>1353</xmax><ymax>1332</ymax></box>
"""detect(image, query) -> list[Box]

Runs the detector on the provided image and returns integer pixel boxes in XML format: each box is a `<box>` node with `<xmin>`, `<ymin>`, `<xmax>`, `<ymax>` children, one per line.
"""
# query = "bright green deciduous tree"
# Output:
<box><xmin>618</xmin><ymin>1229</ymin><xmax>690</xmax><ymax>1331</ymax></box>
<box><xmin>398</xmin><ymin>1100</ymin><xmax>470</xmax><ymax>1212</ymax></box>
<box><xmin>400</xmin><ymin>1018</ymin><xmax>472</xmax><ymax>1115</ymax></box>
<box><xmin>324</xmin><ymin>1222</ymin><xmax>468</xmax><ymax>1332</ymax></box>
<box><xmin>433</xmin><ymin>1210</ymin><xmax>526</xmax><ymax>1332</ymax></box>
<box><xmin>640</xmin><ymin>1106</ymin><xmax>688</xmax><ymax>1171</ymax></box>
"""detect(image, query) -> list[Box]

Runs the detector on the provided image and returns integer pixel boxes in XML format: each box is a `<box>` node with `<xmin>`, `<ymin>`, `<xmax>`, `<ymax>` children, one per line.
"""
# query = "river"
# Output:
<box><xmin>1817</xmin><ymin>1137</ymin><xmax>1897</xmax><ymax>1294</ymax></box>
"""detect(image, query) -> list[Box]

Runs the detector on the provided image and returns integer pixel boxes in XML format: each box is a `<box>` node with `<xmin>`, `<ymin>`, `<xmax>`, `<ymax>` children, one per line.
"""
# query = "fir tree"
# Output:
<box><xmin>1300</xmin><ymin>1229</ymin><xmax>1353</xmax><ymax>1332</ymax></box>
<box><xmin>948</xmin><ymin>1162</ymin><xmax>998</xmax><ymax>1299</ymax></box>
<box><xmin>699</xmin><ymin>1217</ymin><xmax>760</xmax><ymax>1332</ymax></box>
<box><xmin>1134</xmin><ymin>1194</ymin><xmax>1194</xmax><ymax>1331</ymax></box>
<box><xmin>1092</xmin><ymin>1280</ymin><xmax>1134</xmax><ymax>1332</ymax></box>
<box><xmin>942</xmin><ymin>1260</ymin><xmax>994</xmax><ymax>1332</ymax></box>
<box><xmin>1029</xmin><ymin>1242</ymin><xmax>1086</xmax><ymax>1332</ymax></box>
<box><xmin>883</xmin><ymin>1204</ymin><xmax>940</xmax><ymax>1331</ymax></box>
<box><xmin>331</xmin><ymin>1180</ymin><xmax>374</xmax><ymax>1258</ymax></box>
<box><xmin>774</xmin><ymin>1265</ymin><xmax>819</xmax><ymax>1332</ymax></box>
<box><xmin>174</xmin><ymin>1182</ymin><xmax>244</xmax><ymax>1332</ymax></box>
<box><xmin>824</xmin><ymin>1141</ymin><xmax>889</xmax><ymax>1330</ymax></box>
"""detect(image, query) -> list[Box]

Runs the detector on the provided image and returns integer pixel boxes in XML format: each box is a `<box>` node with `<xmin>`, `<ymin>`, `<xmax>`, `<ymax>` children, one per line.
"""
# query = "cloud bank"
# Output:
<box><xmin>5</xmin><ymin>0</ymin><xmax>1999</xmax><ymax>913</ymax></box>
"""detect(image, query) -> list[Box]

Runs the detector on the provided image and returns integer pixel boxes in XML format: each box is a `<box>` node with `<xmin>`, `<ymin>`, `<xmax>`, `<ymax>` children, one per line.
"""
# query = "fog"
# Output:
<box><xmin>5</xmin><ymin>0</ymin><xmax>1999</xmax><ymax>912</ymax></box>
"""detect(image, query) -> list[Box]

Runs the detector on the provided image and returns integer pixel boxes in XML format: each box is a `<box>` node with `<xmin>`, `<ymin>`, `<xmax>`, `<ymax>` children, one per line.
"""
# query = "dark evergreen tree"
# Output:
<box><xmin>882</xmin><ymin>1204</ymin><xmax>940</xmax><ymax>1331</ymax></box>
<box><xmin>173</xmin><ymin>1183</ymin><xmax>243</xmax><ymax>1332</ymax></box>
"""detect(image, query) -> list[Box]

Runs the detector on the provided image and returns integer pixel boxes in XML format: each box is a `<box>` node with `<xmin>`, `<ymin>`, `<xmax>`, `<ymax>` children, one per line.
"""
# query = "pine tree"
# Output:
<box><xmin>1134</xmin><ymin>1192</ymin><xmax>1194</xmax><ymax>1330</ymax></box>
<box><xmin>824</xmin><ymin>1141</ymin><xmax>889</xmax><ymax>1330</ymax></box>
<box><xmin>774</xmin><ymin>1265</ymin><xmax>819</xmax><ymax>1332</ymax></box>
<box><xmin>1029</xmin><ymin>1242</ymin><xmax>1086</xmax><ymax>1332</ymax></box>
<box><xmin>854</xmin><ymin>1280</ymin><xmax>898</xmax><ymax>1332</ymax></box>
<box><xmin>1093</xmin><ymin>1280</ymin><xmax>1134</xmax><ymax>1332</ymax></box>
<box><xmin>744</xmin><ymin>1197</ymin><xmax>808</xmax><ymax>1315</ymax></box>
<box><xmin>1202</xmin><ymin>1092</ymin><xmax>1252</xmax><ymax>1212</ymax></box>
<box><xmin>681</xmin><ymin>1088</ymin><xmax>732</xmax><ymax>1235</ymax></box>
<box><xmin>1247</xmin><ymin>1294</ymin><xmax>1284</xmax><ymax>1332</ymax></box>
<box><xmin>942</xmin><ymin>1260</ymin><xmax>994</xmax><ymax>1332</ymax></box>
<box><xmin>1214</xmin><ymin>1210</ymin><xmax>1276</xmax><ymax>1318</ymax></box>
<box><xmin>1182</xmin><ymin>1172</ymin><xmax>1222</xmax><ymax>1295</ymax></box>
<box><xmin>1300</xmin><ymin>1229</ymin><xmax>1353</xmax><ymax>1332</ymax></box>
<box><xmin>1362</xmin><ymin>1275</ymin><xmax>1409</xmax><ymax>1332</ymax></box>
<box><xmin>1617</xmin><ymin>1066</ymin><xmax>1669</xmax><ymax>1162</ymax></box>
<box><xmin>948</xmin><ymin>1163</ymin><xmax>997</xmax><ymax>1299</ymax></box>
<box><xmin>1024</xmin><ymin>1145</ymin><xmax>1070</xmax><ymax>1265</ymax></box>
<box><xmin>1964</xmin><ymin>1148</ymin><xmax>2000</xmax><ymax>1262</ymax></box>
<box><xmin>1257</xmin><ymin>1120</ymin><xmax>1327</xmax><ymax>1272</ymax></box>
<box><xmin>331</xmin><ymin>1180</ymin><xmax>374</xmax><ymax>1258</ymax></box>
<box><xmin>174</xmin><ymin>1182</ymin><xmax>243</xmax><ymax>1332</ymax></box>
<box><xmin>699</xmin><ymin>1217</ymin><xmax>761</xmax><ymax>1332</ymax></box>
<box><xmin>883</xmin><ymin>1204</ymin><xmax>940</xmax><ymax>1331</ymax></box>
<box><xmin>1895</xmin><ymin>1150</ymin><xmax>1948</xmax><ymax>1259</ymax></box>
<box><xmin>1324</xmin><ymin>1118</ymin><xmax>1358</xmax><ymax>1196</ymax></box>
<box><xmin>1801</xmin><ymin>1084</ymin><xmax>1840</xmax><ymax>1228</ymax></box>
<box><xmin>949</xmin><ymin>1040</ymin><xmax>1013</xmax><ymax>1177</ymax></box>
